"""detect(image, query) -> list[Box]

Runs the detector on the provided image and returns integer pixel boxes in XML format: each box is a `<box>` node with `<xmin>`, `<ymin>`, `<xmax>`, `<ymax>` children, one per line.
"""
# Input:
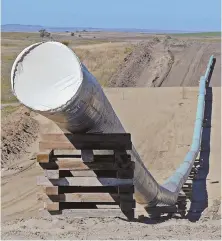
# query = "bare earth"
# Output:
<box><xmin>1</xmin><ymin>88</ymin><xmax>221</xmax><ymax>240</ymax></box>
<box><xmin>1</xmin><ymin>34</ymin><xmax>221</xmax><ymax>240</ymax></box>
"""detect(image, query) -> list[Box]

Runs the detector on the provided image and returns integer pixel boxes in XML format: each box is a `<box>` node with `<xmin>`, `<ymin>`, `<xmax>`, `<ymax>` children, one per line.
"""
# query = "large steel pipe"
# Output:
<box><xmin>11</xmin><ymin>41</ymin><xmax>214</xmax><ymax>207</ymax></box>
<box><xmin>11</xmin><ymin>41</ymin><xmax>160</xmax><ymax>206</ymax></box>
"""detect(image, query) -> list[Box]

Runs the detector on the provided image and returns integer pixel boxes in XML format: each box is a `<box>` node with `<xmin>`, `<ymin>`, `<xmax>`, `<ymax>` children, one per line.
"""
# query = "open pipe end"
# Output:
<box><xmin>11</xmin><ymin>41</ymin><xmax>83</xmax><ymax>111</ymax></box>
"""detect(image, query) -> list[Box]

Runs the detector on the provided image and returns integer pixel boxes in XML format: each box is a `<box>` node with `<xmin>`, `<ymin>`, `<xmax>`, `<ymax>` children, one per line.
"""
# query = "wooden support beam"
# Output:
<box><xmin>37</xmin><ymin>150</ymin><xmax>54</xmax><ymax>163</ymax></box>
<box><xmin>38</xmin><ymin>159</ymin><xmax>118</xmax><ymax>170</ymax></box>
<box><xmin>39</xmin><ymin>158</ymin><xmax>134</xmax><ymax>171</ymax></box>
<box><xmin>44</xmin><ymin>170</ymin><xmax>119</xmax><ymax>179</ymax></box>
<box><xmin>40</xmin><ymin>133</ymin><xmax>132</xmax><ymax>150</ymax></box>
<box><xmin>44</xmin><ymin>202</ymin><xmax>59</xmax><ymax>211</ymax></box>
<box><xmin>39</xmin><ymin>141</ymin><xmax>76</xmax><ymax>151</ymax></box>
<box><xmin>37</xmin><ymin>154</ymin><xmax>123</xmax><ymax>164</ymax></box>
<box><xmin>37</xmin><ymin>193</ymin><xmax>133</xmax><ymax>202</ymax></box>
<box><xmin>44</xmin><ymin>186</ymin><xmax>124</xmax><ymax>195</ymax></box>
<box><xmin>44</xmin><ymin>170</ymin><xmax>59</xmax><ymax>179</ymax></box>
<box><xmin>44</xmin><ymin>186</ymin><xmax>59</xmax><ymax>195</ymax></box>
<box><xmin>37</xmin><ymin>176</ymin><xmax>133</xmax><ymax>187</ymax></box>
<box><xmin>61</xmin><ymin>186</ymin><xmax>133</xmax><ymax>194</ymax></box>
<box><xmin>44</xmin><ymin>170</ymin><xmax>100</xmax><ymax>179</ymax></box>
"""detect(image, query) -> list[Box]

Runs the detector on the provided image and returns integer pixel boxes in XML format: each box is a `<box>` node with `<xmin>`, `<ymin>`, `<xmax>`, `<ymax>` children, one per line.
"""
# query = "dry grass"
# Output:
<box><xmin>1</xmin><ymin>53</ymin><xmax>18</xmax><ymax>103</ymax></box>
<box><xmin>61</xmin><ymin>40</ymin><xmax>70</xmax><ymax>46</ymax></box>
<box><xmin>1</xmin><ymin>105</ymin><xmax>21</xmax><ymax>118</ymax></box>
<box><xmin>1</xmin><ymin>33</ymin><xmax>42</xmax><ymax>103</ymax></box>
<box><xmin>2</xmin><ymin>32</ymin><xmax>40</xmax><ymax>39</ymax></box>
<box><xmin>73</xmin><ymin>43</ymin><xmax>134</xmax><ymax>85</ymax></box>
<box><xmin>1</xmin><ymin>32</ymin><xmax>134</xmax><ymax>103</ymax></box>
<box><xmin>68</xmin><ymin>39</ymin><xmax>109</xmax><ymax>46</ymax></box>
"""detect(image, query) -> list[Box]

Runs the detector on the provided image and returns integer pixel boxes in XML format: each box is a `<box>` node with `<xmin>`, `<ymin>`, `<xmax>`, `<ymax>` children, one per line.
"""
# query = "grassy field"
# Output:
<box><xmin>1</xmin><ymin>32</ymin><xmax>133</xmax><ymax>104</ymax></box>
<box><xmin>1</xmin><ymin>52</ymin><xmax>19</xmax><ymax>103</ymax></box>
<box><xmin>171</xmin><ymin>31</ymin><xmax>221</xmax><ymax>37</ymax></box>
<box><xmin>74</xmin><ymin>43</ymin><xmax>133</xmax><ymax>85</ymax></box>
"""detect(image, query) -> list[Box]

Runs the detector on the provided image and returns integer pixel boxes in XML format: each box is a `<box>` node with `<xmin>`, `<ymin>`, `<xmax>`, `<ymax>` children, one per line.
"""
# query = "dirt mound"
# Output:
<box><xmin>162</xmin><ymin>36</ymin><xmax>189</xmax><ymax>48</ymax></box>
<box><xmin>109</xmin><ymin>37</ymin><xmax>220</xmax><ymax>87</ymax></box>
<box><xmin>108</xmin><ymin>41</ymin><xmax>153</xmax><ymax>87</ymax></box>
<box><xmin>1</xmin><ymin>107</ymin><xmax>39</xmax><ymax>168</ymax></box>
<box><xmin>108</xmin><ymin>38</ymin><xmax>174</xmax><ymax>87</ymax></box>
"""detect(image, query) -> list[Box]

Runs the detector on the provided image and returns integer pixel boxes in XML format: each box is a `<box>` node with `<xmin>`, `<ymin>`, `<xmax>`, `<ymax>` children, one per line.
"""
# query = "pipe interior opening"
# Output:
<box><xmin>11</xmin><ymin>41</ymin><xmax>83</xmax><ymax>111</ymax></box>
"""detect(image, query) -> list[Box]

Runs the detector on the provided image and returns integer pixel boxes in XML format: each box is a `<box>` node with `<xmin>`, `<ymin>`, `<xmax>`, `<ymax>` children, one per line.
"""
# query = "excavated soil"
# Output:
<box><xmin>109</xmin><ymin>37</ymin><xmax>220</xmax><ymax>87</ymax></box>
<box><xmin>1</xmin><ymin>107</ymin><xmax>39</xmax><ymax>169</ymax></box>
<box><xmin>109</xmin><ymin>37</ymin><xmax>174</xmax><ymax>87</ymax></box>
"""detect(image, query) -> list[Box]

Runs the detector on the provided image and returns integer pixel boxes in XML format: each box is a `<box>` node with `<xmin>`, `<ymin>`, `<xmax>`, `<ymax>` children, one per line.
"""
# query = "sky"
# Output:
<box><xmin>1</xmin><ymin>0</ymin><xmax>221</xmax><ymax>31</ymax></box>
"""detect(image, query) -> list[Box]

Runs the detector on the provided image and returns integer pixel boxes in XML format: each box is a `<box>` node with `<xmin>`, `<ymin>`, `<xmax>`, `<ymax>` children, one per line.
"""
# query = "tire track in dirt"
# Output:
<box><xmin>1</xmin><ymin>165</ymin><xmax>42</xmax><ymax>222</ymax></box>
<box><xmin>161</xmin><ymin>41</ymin><xmax>220</xmax><ymax>87</ymax></box>
<box><xmin>180</xmin><ymin>44</ymin><xmax>207</xmax><ymax>86</ymax></box>
<box><xmin>2</xmin><ymin>159</ymin><xmax>36</xmax><ymax>185</ymax></box>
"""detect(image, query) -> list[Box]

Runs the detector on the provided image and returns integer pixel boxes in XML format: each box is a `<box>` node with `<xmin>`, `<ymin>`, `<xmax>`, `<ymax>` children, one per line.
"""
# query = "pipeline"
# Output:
<box><xmin>160</xmin><ymin>55</ymin><xmax>215</xmax><ymax>201</ymax></box>
<box><xmin>11</xmin><ymin>41</ymin><xmax>215</xmax><ymax>207</ymax></box>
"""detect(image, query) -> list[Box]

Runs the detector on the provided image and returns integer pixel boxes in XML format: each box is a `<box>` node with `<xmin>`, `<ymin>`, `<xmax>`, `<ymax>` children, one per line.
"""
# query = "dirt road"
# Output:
<box><xmin>1</xmin><ymin>88</ymin><xmax>221</xmax><ymax>240</ymax></box>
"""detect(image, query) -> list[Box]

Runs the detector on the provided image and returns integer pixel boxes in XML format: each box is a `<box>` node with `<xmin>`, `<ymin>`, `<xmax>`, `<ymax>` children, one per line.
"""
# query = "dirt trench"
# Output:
<box><xmin>109</xmin><ymin>37</ymin><xmax>220</xmax><ymax>87</ymax></box>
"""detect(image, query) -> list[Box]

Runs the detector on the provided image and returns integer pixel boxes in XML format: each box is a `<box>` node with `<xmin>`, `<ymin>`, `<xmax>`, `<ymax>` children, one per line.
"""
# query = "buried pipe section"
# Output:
<box><xmin>11</xmin><ymin>41</ymin><xmax>215</xmax><ymax>207</ymax></box>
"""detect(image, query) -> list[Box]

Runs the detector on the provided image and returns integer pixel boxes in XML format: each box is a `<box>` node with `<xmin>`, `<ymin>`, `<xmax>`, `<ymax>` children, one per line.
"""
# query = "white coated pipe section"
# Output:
<box><xmin>11</xmin><ymin>41</ymin><xmax>161</xmax><ymax>205</ymax></box>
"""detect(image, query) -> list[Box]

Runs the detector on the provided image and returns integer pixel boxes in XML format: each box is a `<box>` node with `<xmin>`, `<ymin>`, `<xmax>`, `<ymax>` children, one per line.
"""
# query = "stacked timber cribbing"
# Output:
<box><xmin>37</xmin><ymin>133</ymin><xmax>135</xmax><ymax>220</ymax></box>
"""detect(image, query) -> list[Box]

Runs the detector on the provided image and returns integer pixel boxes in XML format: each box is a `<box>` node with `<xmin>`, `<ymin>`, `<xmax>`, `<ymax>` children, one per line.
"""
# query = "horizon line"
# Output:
<box><xmin>1</xmin><ymin>23</ymin><xmax>221</xmax><ymax>33</ymax></box>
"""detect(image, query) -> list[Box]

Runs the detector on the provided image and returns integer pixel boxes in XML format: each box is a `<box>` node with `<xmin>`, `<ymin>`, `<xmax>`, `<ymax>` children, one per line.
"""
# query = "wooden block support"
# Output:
<box><xmin>39</xmin><ymin>159</ymin><xmax>118</xmax><ymax>170</ymax></box>
<box><xmin>37</xmin><ymin>154</ymin><xmax>125</xmax><ymax>164</ymax></box>
<box><xmin>37</xmin><ymin>132</ymin><xmax>135</xmax><ymax>219</ymax></box>
<box><xmin>38</xmin><ymin>192</ymin><xmax>133</xmax><ymax>203</ymax></box>
<box><xmin>37</xmin><ymin>150</ymin><xmax>54</xmax><ymax>163</ymax></box>
<box><xmin>44</xmin><ymin>202</ymin><xmax>60</xmax><ymax>211</ymax></box>
<box><xmin>44</xmin><ymin>186</ymin><xmax>59</xmax><ymax>195</ymax></box>
<box><xmin>44</xmin><ymin>170</ymin><xmax>99</xmax><ymax>179</ymax></box>
<box><xmin>40</xmin><ymin>133</ymin><xmax>132</xmax><ymax>151</ymax></box>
